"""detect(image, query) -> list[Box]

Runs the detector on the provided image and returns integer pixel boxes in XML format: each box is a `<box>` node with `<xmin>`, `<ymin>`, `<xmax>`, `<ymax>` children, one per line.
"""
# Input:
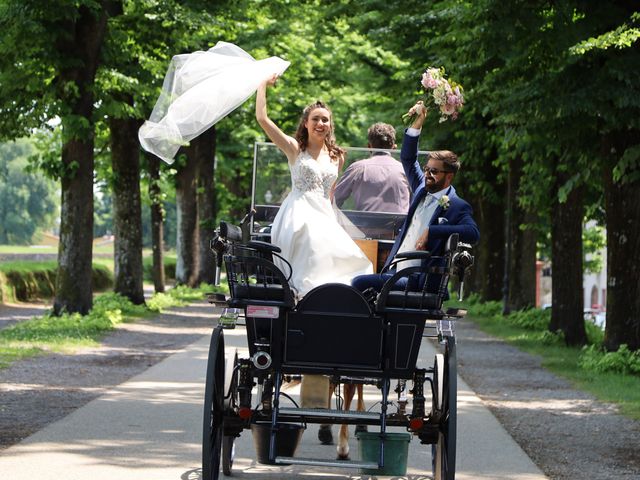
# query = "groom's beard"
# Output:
<box><xmin>426</xmin><ymin>175</ymin><xmax>446</xmax><ymax>193</ymax></box>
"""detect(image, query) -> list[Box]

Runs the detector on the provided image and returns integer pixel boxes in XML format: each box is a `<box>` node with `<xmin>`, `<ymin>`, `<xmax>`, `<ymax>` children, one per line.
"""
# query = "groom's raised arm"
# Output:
<box><xmin>400</xmin><ymin>102</ymin><xmax>428</xmax><ymax>193</ymax></box>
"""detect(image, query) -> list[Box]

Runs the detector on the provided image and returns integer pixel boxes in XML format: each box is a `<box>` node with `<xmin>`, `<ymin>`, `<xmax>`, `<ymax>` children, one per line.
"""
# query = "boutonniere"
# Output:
<box><xmin>438</xmin><ymin>195</ymin><xmax>450</xmax><ymax>210</ymax></box>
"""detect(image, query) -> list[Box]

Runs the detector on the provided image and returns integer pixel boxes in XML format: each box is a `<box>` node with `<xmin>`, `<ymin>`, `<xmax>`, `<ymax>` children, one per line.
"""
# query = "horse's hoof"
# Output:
<box><xmin>336</xmin><ymin>445</ymin><xmax>350</xmax><ymax>460</ymax></box>
<box><xmin>318</xmin><ymin>424</ymin><xmax>333</xmax><ymax>445</ymax></box>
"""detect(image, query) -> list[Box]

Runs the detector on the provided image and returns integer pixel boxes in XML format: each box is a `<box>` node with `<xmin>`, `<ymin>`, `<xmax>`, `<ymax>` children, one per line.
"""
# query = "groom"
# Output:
<box><xmin>352</xmin><ymin>101</ymin><xmax>479</xmax><ymax>294</ymax></box>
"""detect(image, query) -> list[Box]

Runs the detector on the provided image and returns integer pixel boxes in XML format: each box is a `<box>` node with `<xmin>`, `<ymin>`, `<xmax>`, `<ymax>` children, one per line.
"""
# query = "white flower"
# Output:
<box><xmin>438</xmin><ymin>195</ymin><xmax>450</xmax><ymax>210</ymax></box>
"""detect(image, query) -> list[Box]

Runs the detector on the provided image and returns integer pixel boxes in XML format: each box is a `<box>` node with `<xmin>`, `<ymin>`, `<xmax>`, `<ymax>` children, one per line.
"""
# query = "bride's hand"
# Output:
<box><xmin>266</xmin><ymin>73</ymin><xmax>279</xmax><ymax>87</ymax></box>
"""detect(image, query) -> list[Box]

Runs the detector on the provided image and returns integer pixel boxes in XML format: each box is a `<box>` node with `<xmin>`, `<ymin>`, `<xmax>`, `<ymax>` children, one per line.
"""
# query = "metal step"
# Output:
<box><xmin>278</xmin><ymin>407</ymin><xmax>379</xmax><ymax>420</ymax></box>
<box><xmin>275</xmin><ymin>456</ymin><xmax>379</xmax><ymax>469</ymax></box>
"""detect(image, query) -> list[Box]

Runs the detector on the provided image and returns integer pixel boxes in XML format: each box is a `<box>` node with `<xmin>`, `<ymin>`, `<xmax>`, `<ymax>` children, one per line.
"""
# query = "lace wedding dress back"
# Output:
<box><xmin>271</xmin><ymin>151</ymin><xmax>373</xmax><ymax>297</ymax></box>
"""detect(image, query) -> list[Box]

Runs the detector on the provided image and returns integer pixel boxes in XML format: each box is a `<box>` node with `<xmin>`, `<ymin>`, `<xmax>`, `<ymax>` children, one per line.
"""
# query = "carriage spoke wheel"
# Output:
<box><xmin>222</xmin><ymin>351</ymin><xmax>239</xmax><ymax>476</ymax></box>
<box><xmin>203</xmin><ymin>326</ymin><xmax>225</xmax><ymax>480</ymax></box>
<box><xmin>433</xmin><ymin>337</ymin><xmax>457</xmax><ymax>480</ymax></box>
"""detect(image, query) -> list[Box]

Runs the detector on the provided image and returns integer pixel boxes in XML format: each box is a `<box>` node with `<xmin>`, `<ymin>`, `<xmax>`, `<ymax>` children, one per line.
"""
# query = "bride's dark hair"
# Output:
<box><xmin>294</xmin><ymin>100</ymin><xmax>346</xmax><ymax>168</ymax></box>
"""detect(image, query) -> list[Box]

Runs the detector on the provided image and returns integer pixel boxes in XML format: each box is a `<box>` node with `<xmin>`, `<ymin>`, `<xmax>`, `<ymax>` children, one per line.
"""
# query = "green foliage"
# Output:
<box><xmin>142</xmin><ymin>254</ymin><xmax>176</xmax><ymax>281</ymax></box>
<box><xmin>0</xmin><ymin>261</ymin><xmax>113</xmax><ymax>302</ymax></box>
<box><xmin>570</xmin><ymin>12</ymin><xmax>640</xmax><ymax>54</ymax></box>
<box><xmin>0</xmin><ymin>283</ymin><xmax>218</xmax><ymax>368</ymax></box>
<box><xmin>466</xmin><ymin>296</ymin><xmax>639</xmax><ymax>376</ymax></box>
<box><xmin>506</xmin><ymin>308</ymin><xmax>551</xmax><ymax>331</ymax></box>
<box><xmin>461</xmin><ymin>294</ymin><xmax>502</xmax><ymax>317</ymax></box>
<box><xmin>145</xmin><ymin>282</ymin><xmax>227</xmax><ymax>310</ymax></box>
<box><xmin>93</xmin><ymin>187</ymin><xmax>114</xmax><ymax>238</ymax></box>
<box><xmin>584</xmin><ymin>319</ymin><xmax>605</xmax><ymax>345</ymax></box>
<box><xmin>613</xmin><ymin>144</ymin><xmax>640</xmax><ymax>184</ymax></box>
<box><xmin>0</xmin><ymin>140</ymin><xmax>58</xmax><ymax>244</ymax></box>
<box><xmin>0</xmin><ymin>291</ymin><xmax>147</xmax><ymax>367</ymax></box>
<box><xmin>579</xmin><ymin>344</ymin><xmax>640</xmax><ymax>376</ymax></box>
<box><xmin>145</xmin><ymin>292</ymin><xmax>179</xmax><ymax>312</ymax></box>
<box><xmin>583</xmin><ymin>223</ymin><xmax>606</xmax><ymax>274</ymax></box>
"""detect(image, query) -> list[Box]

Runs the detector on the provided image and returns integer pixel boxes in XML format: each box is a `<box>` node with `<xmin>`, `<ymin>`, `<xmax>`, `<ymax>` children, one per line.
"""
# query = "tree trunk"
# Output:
<box><xmin>55</xmin><ymin>139</ymin><xmax>95</xmax><ymax>315</ymax></box>
<box><xmin>509</xmin><ymin>212</ymin><xmax>537</xmax><ymax>310</ymax></box>
<box><xmin>603</xmin><ymin>133</ymin><xmax>640</xmax><ymax>352</ymax></box>
<box><xmin>508</xmin><ymin>159</ymin><xmax>537</xmax><ymax>310</ymax></box>
<box><xmin>147</xmin><ymin>153</ymin><xmax>165</xmax><ymax>293</ymax></box>
<box><xmin>195</xmin><ymin>126</ymin><xmax>217</xmax><ymax>285</ymax></box>
<box><xmin>175</xmin><ymin>149</ymin><xmax>199</xmax><ymax>286</ymax></box>
<box><xmin>549</xmin><ymin>175</ymin><xmax>587</xmax><ymax>346</ymax></box>
<box><xmin>54</xmin><ymin>5</ymin><xmax>109</xmax><ymax>315</ymax></box>
<box><xmin>110</xmin><ymin>112</ymin><xmax>145</xmax><ymax>305</ymax></box>
<box><xmin>467</xmin><ymin>187</ymin><xmax>505</xmax><ymax>302</ymax></box>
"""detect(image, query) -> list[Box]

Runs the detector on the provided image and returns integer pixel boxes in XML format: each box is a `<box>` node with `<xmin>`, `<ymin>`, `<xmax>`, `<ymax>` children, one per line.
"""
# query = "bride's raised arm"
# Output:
<box><xmin>256</xmin><ymin>75</ymin><xmax>299</xmax><ymax>164</ymax></box>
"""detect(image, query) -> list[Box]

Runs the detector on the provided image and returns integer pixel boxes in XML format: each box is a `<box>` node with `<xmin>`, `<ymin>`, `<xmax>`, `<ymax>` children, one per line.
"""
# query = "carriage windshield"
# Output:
<box><xmin>251</xmin><ymin>142</ymin><xmax>428</xmax><ymax>241</ymax></box>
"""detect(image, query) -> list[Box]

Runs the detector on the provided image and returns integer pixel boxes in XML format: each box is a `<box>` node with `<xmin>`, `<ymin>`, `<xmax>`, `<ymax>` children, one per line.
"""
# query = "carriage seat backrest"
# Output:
<box><xmin>224</xmin><ymin>247</ymin><xmax>295</xmax><ymax>309</ymax></box>
<box><xmin>284</xmin><ymin>284</ymin><xmax>384</xmax><ymax>370</ymax></box>
<box><xmin>376</xmin><ymin>233</ymin><xmax>460</xmax><ymax>313</ymax></box>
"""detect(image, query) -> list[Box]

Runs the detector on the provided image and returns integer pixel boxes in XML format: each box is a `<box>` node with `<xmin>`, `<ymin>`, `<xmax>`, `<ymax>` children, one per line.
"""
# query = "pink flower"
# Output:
<box><xmin>441</xmin><ymin>102</ymin><xmax>456</xmax><ymax>115</ymax></box>
<box><xmin>421</xmin><ymin>71</ymin><xmax>439</xmax><ymax>89</ymax></box>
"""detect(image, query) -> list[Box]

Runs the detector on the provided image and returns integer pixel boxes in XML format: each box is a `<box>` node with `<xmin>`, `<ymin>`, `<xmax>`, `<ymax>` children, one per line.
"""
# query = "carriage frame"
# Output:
<box><xmin>201</xmin><ymin>214</ymin><xmax>473</xmax><ymax>480</ymax></box>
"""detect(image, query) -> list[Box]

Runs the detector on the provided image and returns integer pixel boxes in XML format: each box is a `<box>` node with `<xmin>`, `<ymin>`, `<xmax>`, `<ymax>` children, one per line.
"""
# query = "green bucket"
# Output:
<box><xmin>357</xmin><ymin>431</ymin><xmax>411</xmax><ymax>476</ymax></box>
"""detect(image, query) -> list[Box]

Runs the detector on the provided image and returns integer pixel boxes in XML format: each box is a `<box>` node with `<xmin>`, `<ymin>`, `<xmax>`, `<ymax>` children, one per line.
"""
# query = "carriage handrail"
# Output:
<box><xmin>376</xmin><ymin>233</ymin><xmax>466</xmax><ymax>313</ymax></box>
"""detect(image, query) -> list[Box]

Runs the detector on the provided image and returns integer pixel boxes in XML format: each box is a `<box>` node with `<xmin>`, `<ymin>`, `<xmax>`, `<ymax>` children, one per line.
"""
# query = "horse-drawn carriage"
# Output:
<box><xmin>202</xmin><ymin>143</ymin><xmax>474</xmax><ymax>480</ymax></box>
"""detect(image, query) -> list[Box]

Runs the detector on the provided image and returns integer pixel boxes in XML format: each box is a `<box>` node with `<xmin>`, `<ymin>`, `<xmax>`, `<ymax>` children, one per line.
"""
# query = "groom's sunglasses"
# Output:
<box><xmin>424</xmin><ymin>166</ymin><xmax>451</xmax><ymax>176</ymax></box>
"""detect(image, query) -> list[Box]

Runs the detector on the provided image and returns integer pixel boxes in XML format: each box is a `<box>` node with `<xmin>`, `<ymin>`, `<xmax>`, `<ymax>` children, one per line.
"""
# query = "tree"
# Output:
<box><xmin>90</xmin><ymin>0</ymin><xmax>235</xmax><ymax>297</ymax></box>
<box><xmin>174</xmin><ymin>150</ymin><xmax>199</xmax><ymax>286</ymax></box>
<box><xmin>195</xmin><ymin>127</ymin><xmax>218</xmax><ymax>285</ymax></box>
<box><xmin>507</xmin><ymin>159</ymin><xmax>537</xmax><ymax>310</ymax></box>
<box><xmin>146</xmin><ymin>152</ymin><xmax>165</xmax><ymax>293</ymax></box>
<box><xmin>0</xmin><ymin>1</ymin><xmax>121</xmax><ymax>315</ymax></box>
<box><xmin>53</xmin><ymin>3</ymin><xmax>113</xmax><ymax>315</ymax></box>
<box><xmin>110</xmin><ymin>110</ymin><xmax>145</xmax><ymax>304</ymax></box>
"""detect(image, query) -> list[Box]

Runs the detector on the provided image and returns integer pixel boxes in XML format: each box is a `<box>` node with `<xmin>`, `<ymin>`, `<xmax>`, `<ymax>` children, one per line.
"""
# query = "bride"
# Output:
<box><xmin>256</xmin><ymin>75</ymin><xmax>373</xmax><ymax>297</ymax></box>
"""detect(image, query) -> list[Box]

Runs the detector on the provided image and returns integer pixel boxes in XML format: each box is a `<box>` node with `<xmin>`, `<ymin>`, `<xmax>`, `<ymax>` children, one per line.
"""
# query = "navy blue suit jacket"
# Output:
<box><xmin>384</xmin><ymin>133</ymin><xmax>480</xmax><ymax>269</ymax></box>
<box><xmin>351</xmin><ymin>132</ymin><xmax>479</xmax><ymax>294</ymax></box>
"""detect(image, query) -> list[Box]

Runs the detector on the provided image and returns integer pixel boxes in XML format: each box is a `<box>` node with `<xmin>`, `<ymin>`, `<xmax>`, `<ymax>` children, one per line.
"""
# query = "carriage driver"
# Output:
<box><xmin>351</xmin><ymin>101</ymin><xmax>479</xmax><ymax>294</ymax></box>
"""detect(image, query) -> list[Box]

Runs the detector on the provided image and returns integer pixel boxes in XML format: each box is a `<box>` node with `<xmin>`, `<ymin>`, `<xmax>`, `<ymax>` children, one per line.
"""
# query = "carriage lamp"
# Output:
<box><xmin>252</xmin><ymin>351</ymin><xmax>272</xmax><ymax>369</ymax></box>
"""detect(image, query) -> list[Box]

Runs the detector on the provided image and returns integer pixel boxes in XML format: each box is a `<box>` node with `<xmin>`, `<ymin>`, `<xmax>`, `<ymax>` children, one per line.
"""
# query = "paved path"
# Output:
<box><xmin>0</xmin><ymin>316</ymin><xmax>547</xmax><ymax>479</ymax></box>
<box><xmin>0</xmin><ymin>302</ymin><xmax>49</xmax><ymax>330</ymax></box>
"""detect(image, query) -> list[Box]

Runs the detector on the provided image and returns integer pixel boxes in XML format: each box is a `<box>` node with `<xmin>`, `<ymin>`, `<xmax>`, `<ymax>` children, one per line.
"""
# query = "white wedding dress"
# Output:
<box><xmin>271</xmin><ymin>151</ymin><xmax>373</xmax><ymax>297</ymax></box>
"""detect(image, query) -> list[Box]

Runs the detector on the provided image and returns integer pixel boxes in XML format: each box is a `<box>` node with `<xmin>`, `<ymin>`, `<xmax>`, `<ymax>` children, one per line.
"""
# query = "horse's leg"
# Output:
<box><xmin>337</xmin><ymin>383</ymin><xmax>355</xmax><ymax>459</ymax></box>
<box><xmin>318</xmin><ymin>382</ymin><xmax>336</xmax><ymax>445</ymax></box>
<box><xmin>354</xmin><ymin>384</ymin><xmax>368</xmax><ymax>434</ymax></box>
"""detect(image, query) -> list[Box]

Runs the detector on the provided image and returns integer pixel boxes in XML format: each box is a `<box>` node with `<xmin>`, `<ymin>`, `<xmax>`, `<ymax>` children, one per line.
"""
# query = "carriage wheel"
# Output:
<box><xmin>433</xmin><ymin>337</ymin><xmax>457</xmax><ymax>480</ymax></box>
<box><xmin>222</xmin><ymin>350</ymin><xmax>239</xmax><ymax>476</ymax></box>
<box><xmin>203</xmin><ymin>326</ymin><xmax>225</xmax><ymax>480</ymax></box>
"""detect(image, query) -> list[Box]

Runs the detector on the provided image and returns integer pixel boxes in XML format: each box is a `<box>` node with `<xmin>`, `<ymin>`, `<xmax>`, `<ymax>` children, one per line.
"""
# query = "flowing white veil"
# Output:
<box><xmin>139</xmin><ymin>42</ymin><xmax>290</xmax><ymax>164</ymax></box>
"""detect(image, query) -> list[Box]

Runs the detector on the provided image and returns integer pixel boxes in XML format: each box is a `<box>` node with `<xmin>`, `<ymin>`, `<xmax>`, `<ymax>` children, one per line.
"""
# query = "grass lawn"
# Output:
<box><xmin>0</xmin><ymin>245</ymin><xmax>156</xmax><ymax>256</ymax></box>
<box><xmin>0</xmin><ymin>283</ymin><xmax>227</xmax><ymax>369</ymax></box>
<box><xmin>469</xmin><ymin>309</ymin><xmax>640</xmax><ymax>420</ymax></box>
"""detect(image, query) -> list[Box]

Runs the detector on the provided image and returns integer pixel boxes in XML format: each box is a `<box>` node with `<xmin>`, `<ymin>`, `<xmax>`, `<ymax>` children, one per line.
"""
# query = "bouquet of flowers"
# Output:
<box><xmin>403</xmin><ymin>67</ymin><xmax>464</xmax><ymax>124</ymax></box>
